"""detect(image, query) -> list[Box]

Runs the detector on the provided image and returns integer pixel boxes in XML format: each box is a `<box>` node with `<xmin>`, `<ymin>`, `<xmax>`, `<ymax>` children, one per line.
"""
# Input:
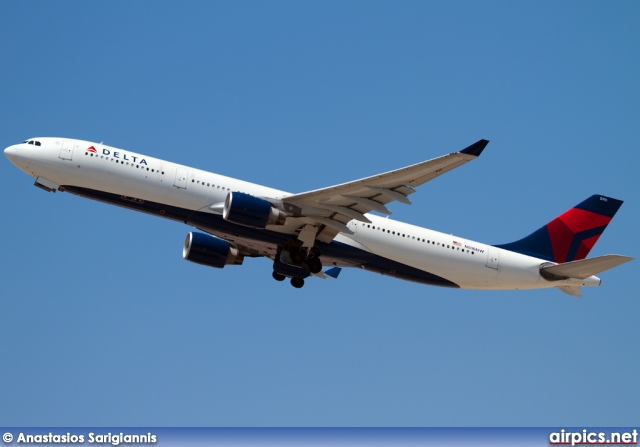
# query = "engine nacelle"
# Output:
<box><xmin>223</xmin><ymin>192</ymin><xmax>286</xmax><ymax>229</ymax></box>
<box><xmin>183</xmin><ymin>232</ymin><xmax>244</xmax><ymax>268</ymax></box>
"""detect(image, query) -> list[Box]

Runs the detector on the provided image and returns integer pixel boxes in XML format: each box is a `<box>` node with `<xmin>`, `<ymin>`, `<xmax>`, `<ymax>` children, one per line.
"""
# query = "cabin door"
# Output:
<box><xmin>486</xmin><ymin>248</ymin><xmax>500</xmax><ymax>270</ymax></box>
<box><xmin>174</xmin><ymin>168</ymin><xmax>188</xmax><ymax>189</ymax></box>
<box><xmin>59</xmin><ymin>140</ymin><xmax>75</xmax><ymax>161</ymax></box>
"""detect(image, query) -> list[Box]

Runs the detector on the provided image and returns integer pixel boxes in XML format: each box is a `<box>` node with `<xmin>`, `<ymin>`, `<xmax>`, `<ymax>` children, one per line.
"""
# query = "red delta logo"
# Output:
<box><xmin>87</xmin><ymin>146</ymin><xmax>97</xmax><ymax>153</ymax></box>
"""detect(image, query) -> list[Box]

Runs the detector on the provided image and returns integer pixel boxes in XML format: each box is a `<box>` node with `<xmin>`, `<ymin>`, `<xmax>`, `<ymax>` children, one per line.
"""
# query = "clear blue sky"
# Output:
<box><xmin>1</xmin><ymin>1</ymin><xmax>638</xmax><ymax>427</ymax></box>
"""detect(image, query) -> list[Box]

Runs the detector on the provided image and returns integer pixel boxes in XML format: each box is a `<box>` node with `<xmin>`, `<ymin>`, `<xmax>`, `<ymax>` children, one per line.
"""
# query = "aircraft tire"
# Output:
<box><xmin>306</xmin><ymin>255</ymin><xmax>322</xmax><ymax>274</ymax></box>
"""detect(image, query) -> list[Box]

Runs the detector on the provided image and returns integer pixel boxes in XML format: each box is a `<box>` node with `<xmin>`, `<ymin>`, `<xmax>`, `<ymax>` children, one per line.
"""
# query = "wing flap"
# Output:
<box><xmin>556</xmin><ymin>286</ymin><xmax>583</xmax><ymax>298</ymax></box>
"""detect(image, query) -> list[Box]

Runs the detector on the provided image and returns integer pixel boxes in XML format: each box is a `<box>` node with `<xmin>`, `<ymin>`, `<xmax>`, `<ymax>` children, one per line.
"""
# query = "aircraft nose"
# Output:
<box><xmin>4</xmin><ymin>144</ymin><xmax>17</xmax><ymax>159</ymax></box>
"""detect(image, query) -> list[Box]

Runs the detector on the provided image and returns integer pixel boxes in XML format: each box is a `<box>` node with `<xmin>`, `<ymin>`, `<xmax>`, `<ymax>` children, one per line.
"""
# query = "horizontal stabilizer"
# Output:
<box><xmin>541</xmin><ymin>255</ymin><xmax>633</xmax><ymax>280</ymax></box>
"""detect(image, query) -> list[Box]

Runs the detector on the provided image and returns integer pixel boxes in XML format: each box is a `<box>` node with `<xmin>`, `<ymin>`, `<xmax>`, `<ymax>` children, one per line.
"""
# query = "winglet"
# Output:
<box><xmin>324</xmin><ymin>267</ymin><xmax>342</xmax><ymax>279</ymax></box>
<box><xmin>460</xmin><ymin>139</ymin><xmax>489</xmax><ymax>157</ymax></box>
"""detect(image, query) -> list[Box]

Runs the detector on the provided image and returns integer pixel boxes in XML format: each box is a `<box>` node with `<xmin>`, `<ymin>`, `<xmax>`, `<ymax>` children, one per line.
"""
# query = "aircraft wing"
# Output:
<box><xmin>279</xmin><ymin>139</ymin><xmax>488</xmax><ymax>242</ymax></box>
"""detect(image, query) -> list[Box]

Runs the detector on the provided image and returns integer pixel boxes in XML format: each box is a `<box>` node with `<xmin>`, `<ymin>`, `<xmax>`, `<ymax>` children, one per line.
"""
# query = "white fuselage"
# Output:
<box><xmin>4</xmin><ymin>137</ymin><xmax>601</xmax><ymax>292</ymax></box>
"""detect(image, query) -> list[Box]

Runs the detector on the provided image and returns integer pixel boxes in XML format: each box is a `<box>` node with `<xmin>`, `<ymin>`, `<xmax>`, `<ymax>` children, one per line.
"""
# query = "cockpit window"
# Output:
<box><xmin>35</xmin><ymin>141</ymin><xmax>41</xmax><ymax>146</ymax></box>
<box><xmin>23</xmin><ymin>140</ymin><xmax>41</xmax><ymax>146</ymax></box>
<box><xmin>28</xmin><ymin>141</ymin><xmax>34</xmax><ymax>145</ymax></box>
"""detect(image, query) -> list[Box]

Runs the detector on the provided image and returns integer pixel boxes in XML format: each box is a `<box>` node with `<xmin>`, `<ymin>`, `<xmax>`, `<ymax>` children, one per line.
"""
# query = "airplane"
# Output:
<box><xmin>4</xmin><ymin>137</ymin><xmax>633</xmax><ymax>296</ymax></box>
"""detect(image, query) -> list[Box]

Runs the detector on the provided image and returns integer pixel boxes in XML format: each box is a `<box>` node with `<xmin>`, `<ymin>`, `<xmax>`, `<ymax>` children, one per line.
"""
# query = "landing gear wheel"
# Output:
<box><xmin>272</xmin><ymin>271</ymin><xmax>286</xmax><ymax>282</ymax></box>
<box><xmin>305</xmin><ymin>255</ymin><xmax>322</xmax><ymax>274</ymax></box>
<box><xmin>290</xmin><ymin>277</ymin><xmax>304</xmax><ymax>288</ymax></box>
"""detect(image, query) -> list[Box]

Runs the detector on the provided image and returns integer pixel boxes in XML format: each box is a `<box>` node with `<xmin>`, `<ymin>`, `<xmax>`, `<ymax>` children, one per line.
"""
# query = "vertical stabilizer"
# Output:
<box><xmin>496</xmin><ymin>195</ymin><xmax>623</xmax><ymax>263</ymax></box>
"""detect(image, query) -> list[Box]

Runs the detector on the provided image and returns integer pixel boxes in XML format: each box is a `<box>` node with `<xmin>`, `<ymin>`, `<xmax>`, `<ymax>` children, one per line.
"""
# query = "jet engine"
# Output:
<box><xmin>183</xmin><ymin>232</ymin><xmax>244</xmax><ymax>268</ymax></box>
<box><xmin>223</xmin><ymin>192</ymin><xmax>286</xmax><ymax>228</ymax></box>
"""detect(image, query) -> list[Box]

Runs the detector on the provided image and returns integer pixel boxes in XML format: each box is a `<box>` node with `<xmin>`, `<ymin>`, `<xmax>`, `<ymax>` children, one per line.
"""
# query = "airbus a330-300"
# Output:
<box><xmin>4</xmin><ymin>138</ymin><xmax>633</xmax><ymax>296</ymax></box>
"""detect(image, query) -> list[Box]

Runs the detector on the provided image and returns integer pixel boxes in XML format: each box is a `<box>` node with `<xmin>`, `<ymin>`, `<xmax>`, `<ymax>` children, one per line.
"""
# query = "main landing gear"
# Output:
<box><xmin>280</xmin><ymin>240</ymin><xmax>323</xmax><ymax>273</ymax></box>
<box><xmin>272</xmin><ymin>239</ymin><xmax>323</xmax><ymax>289</ymax></box>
